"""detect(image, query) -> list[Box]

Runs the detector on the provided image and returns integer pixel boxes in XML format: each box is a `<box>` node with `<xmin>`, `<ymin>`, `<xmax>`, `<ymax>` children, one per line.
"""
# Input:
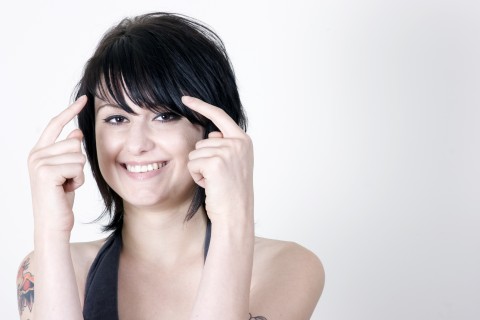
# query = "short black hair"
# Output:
<box><xmin>74</xmin><ymin>12</ymin><xmax>246</xmax><ymax>234</ymax></box>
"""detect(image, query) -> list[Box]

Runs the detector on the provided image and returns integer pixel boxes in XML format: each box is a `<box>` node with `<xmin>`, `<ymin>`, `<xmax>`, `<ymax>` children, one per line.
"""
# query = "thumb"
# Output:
<box><xmin>208</xmin><ymin>131</ymin><xmax>223</xmax><ymax>139</ymax></box>
<box><xmin>66</xmin><ymin>129</ymin><xmax>84</xmax><ymax>141</ymax></box>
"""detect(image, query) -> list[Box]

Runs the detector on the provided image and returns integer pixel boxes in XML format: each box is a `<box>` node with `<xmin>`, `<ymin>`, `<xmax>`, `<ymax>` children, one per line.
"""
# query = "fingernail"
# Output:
<box><xmin>182</xmin><ymin>96</ymin><xmax>193</xmax><ymax>103</ymax></box>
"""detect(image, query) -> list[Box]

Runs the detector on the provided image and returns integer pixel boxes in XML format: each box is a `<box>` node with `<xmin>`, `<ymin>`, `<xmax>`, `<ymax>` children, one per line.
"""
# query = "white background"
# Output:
<box><xmin>1</xmin><ymin>0</ymin><xmax>479</xmax><ymax>319</ymax></box>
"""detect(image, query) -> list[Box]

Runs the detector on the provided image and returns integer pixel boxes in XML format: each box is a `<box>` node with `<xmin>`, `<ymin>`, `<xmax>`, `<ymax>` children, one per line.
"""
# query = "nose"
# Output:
<box><xmin>125</xmin><ymin>120</ymin><xmax>155</xmax><ymax>155</ymax></box>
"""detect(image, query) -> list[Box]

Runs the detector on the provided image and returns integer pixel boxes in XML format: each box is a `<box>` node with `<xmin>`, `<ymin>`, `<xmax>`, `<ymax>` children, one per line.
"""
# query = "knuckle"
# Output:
<box><xmin>230</xmin><ymin>139</ymin><xmax>244</xmax><ymax>153</ymax></box>
<box><xmin>187</xmin><ymin>159</ymin><xmax>199</xmax><ymax>172</ymax></box>
<box><xmin>34</xmin><ymin>157</ymin><xmax>46</xmax><ymax>170</ymax></box>
<box><xmin>79</xmin><ymin>153</ymin><xmax>87</xmax><ymax>164</ymax></box>
<box><xmin>244</xmin><ymin>134</ymin><xmax>253</xmax><ymax>145</ymax></box>
<box><xmin>210</xmin><ymin>155</ymin><xmax>224</xmax><ymax>167</ymax></box>
<box><xmin>35</xmin><ymin>165</ymin><xmax>51</xmax><ymax>179</ymax></box>
<box><xmin>239</xmin><ymin>134</ymin><xmax>252</xmax><ymax>146</ymax></box>
<box><xmin>28</xmin><ymin>156</ymin><xmax>45</xmax><ymax>173</ymax></box>
<box><xmin>218</xmin><ymin>146</ymin><xmax>229</xmax><ymax>158</ymax></box>
<box><xmin>77</xmin><ymin>173</ymin><xmax>85</xmax><ymax>184</ymax></box>
<box><xmin>27</xmin><ymin>151</ymin><xmax>37</xmax><ymax>166</ymax></box>
<box><xmin>239</xmin><ymin>136</ymin><xmax>253</xmax><ymax>152</ymax></box>
<box><xmin>195</xmin><ymin>140</ymin><xmax>204</xmax><ymax>149</ymax></box>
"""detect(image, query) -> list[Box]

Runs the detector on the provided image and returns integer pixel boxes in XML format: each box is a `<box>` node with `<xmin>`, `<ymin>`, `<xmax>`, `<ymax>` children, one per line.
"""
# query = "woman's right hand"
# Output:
<box><xmin>28</xmin><ymin>96</ymin><xmax>88</xmax><ymax>235</ymax></box>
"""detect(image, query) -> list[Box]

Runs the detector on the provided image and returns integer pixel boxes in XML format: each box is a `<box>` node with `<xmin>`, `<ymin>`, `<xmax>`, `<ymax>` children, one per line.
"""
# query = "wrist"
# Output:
<box><xmin>34</xmin><ymin>227</ymin><xmax>72</xmax><ymax>246</ymax></box>
<box><xmin>210</xmin><ymin>215</ymin><xmax>255</xmax><ymax>246</ymax></box>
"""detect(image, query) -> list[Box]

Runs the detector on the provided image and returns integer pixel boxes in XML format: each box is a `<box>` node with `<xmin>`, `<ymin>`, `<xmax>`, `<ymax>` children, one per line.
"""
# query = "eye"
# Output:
<box><xmin>103</xmin><ymin>115</ymin><xmax>128</xmax><ymax>125</ymax></box>
<box><xmin>154</xmin><ymin>112</ymin><xmax>180</xmax><ymax>123</ymax></box>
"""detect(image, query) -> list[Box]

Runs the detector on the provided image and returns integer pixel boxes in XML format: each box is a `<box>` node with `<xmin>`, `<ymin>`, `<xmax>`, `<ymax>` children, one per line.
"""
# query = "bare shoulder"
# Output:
<box><xmin>253</xmin><ymin>236</ymin><xmax>324</xmax><ymax>268</ymax></box>
<box><xmin>16</xmin><ymin>238</ymin><xmax>107</xmax><ymax>319</ymax></box>
<box><xmin>69</xmin><ymin>238</ymin><xmax>107</xmax><ymax>295</ymax></box>
<box><xmin>18</xmin><ymin>237</ymin><xmax>106</xmax><ymax>272</ymax></box>
<box><xmin>250</xmin><ymin>237</ymin><xmax>325</xmax><ymax>320</ymax></box>
<box><xmin>70</xmin><ymin>238</ymin><xmax>107</xmax><ymax>272</ymax></box>
<box><xmin>252</xmin><ymin>237</ymin><xmax>325</xmax><ymax>289</ymax></box>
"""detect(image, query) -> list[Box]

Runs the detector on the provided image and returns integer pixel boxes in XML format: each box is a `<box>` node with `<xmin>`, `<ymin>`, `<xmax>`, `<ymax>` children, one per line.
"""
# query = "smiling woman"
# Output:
<box><xmin>18</xmin><ymin>12</ymin><xmax>324</xmax><ymax>320</ymax></box>
<box><xmin>93</xmin><ymin>98</ymin><xmax>204</xmax><ymax>214</ymax></box>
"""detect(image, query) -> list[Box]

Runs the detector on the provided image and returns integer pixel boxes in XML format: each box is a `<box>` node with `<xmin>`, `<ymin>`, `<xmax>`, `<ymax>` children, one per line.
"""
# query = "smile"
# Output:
<box><xmin>125</xmin><ymin>162</ymin><xmax>167</xmax><ymax>173</ymax></box>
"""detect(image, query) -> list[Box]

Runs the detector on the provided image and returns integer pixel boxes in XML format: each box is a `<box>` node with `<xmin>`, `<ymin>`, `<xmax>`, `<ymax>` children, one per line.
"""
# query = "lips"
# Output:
<box><xmin>125</xmin><ymin>161</ymin><xmax>167</xmax><ymax>173</ymax></box>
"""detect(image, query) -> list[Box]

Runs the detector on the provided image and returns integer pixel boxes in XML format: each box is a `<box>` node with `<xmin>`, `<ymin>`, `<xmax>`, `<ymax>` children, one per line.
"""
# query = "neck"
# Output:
<box><xmin>120</xmin><ymin>204</ymin><xmax>208</xmax><ymax>268</ymax></box>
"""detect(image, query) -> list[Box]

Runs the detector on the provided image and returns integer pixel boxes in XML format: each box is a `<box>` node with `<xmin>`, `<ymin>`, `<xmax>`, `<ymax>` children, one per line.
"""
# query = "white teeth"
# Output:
<box><xmin>126</xmin><ymin>162</ymin><xmax>165</xmax><ymax>173</ymax></box>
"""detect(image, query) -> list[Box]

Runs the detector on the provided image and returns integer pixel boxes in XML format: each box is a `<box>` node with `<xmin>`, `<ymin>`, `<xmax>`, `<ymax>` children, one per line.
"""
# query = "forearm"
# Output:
<box><xmin>183</xmin><ymin>96</ymin><xmax>256</xmax><ymax>319</ymax></box>
<box><xmin>190</xmin><ymin>216</ymin><xmax>255</xmax><ymax>320</ymax></box>
<box><xmin>34</xmin><ymin>230</ymin><xmax>83</xmax><ymax>320</ymax></box>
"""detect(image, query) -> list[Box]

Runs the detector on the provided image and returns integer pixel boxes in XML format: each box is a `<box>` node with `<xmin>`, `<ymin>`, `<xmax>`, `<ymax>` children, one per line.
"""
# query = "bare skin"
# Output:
<box><xmin>19</xmin><ymin>234</ymin><xmax>324</xmax><ymax>320</ymax></box>
<box><xmin>19</xmin><ymin>96</ymin><xmax>324</xmax><ymax>320</ymax></box>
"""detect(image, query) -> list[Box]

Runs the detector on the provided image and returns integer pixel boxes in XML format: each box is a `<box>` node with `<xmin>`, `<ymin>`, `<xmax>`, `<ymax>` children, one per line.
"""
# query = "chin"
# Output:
<box><xmin>119</xmin><ymin>183</ymin><xmax>197</xmax><ymax>212</ymax></box>
<box><xmin>124</xmin><ymin>194</ymin><xmax>167</xmax><ymax>208</ymax></box>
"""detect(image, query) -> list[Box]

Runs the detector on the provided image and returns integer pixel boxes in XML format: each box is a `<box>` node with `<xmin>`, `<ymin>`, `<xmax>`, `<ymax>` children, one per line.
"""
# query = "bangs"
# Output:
<box><xmin>85</xmin><ymin>31</ymin><xmax>206</xmax><ymax>125</ymax></box>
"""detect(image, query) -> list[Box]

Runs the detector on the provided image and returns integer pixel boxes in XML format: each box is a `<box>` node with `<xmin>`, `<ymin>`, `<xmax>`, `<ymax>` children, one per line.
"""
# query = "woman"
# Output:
<box><xmin>18</xmin><ymin>12</ymin><xmax>324</xmax><ymax>320</ymax></box>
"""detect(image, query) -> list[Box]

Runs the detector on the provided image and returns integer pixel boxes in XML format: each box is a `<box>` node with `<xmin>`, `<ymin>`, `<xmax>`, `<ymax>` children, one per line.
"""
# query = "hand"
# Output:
<box><xmin>182</xmin><ymin>96</ymin><xmax>254</xmax><ymax>225</ymax></box>
<box><xmin>28</xmin><ymin>96</ymin><xmax>88</xmax><ymax>234</ymax></box>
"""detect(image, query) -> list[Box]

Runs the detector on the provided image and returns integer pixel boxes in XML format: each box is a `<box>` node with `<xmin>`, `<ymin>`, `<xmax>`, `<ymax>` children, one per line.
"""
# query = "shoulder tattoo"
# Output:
<box><xmin>17</xmin><ymin>257</ymin><xmax>35</xmax><ymax>315</ymax></box>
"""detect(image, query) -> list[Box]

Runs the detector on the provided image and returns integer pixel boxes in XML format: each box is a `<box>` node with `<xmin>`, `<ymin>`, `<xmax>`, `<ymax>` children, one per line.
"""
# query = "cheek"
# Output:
<box><xmin>183</xmin><ymin>125</ymin><xmax>204</xmax><ymax>149</ymax></box>
<box><xmin>162</xmin><ymin>124</ymin><xmax>204</xmax><ymax>157</ymax></box>
<box><xmin>162</xmin><ymin>136</ymin><xmax>195</xmax><ymax>160</ymax></box>
<box><xmin>179</xmin><ymin>130</ymin><xmax>204</xmax><ymax>156</ymax></box>
<box><xmin>95</xmin><ymin>129</ymin><xmax>119</xmax><ymax>170</ymax></box>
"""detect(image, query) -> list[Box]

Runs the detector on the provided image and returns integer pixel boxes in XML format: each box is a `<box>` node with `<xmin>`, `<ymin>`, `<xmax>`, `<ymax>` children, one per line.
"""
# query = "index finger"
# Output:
<box><xmin>181</xmin><ymin>96</ymin><xmax>244</xmax><ymax>138</ymax></box>
<box><xmin>35</xmin><ymin>95</ymin><xmax>88</xmax><ymax>149</ymax></box>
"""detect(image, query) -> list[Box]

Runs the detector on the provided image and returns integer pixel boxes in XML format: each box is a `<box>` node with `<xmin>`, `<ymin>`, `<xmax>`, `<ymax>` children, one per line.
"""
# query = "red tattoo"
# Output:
<box><xmin>17</xmin><ymin>258</ymin><xmax>35</xmax><ymax>315</ymax></box>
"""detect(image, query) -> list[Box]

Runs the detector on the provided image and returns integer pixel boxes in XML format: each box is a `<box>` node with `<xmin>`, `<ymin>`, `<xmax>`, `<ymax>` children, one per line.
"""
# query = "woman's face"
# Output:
<box><xmin>94</xmin><ymin>96</ymin><xmax>203</xmax><ymax>212</ymax></box>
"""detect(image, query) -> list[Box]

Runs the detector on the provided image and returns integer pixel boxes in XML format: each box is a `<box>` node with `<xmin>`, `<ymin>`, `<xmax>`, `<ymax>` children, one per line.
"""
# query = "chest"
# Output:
<box><xmin>117</xmin><ymin>257</ymin><xmax>204</xmax><ymax>320</ymax></box>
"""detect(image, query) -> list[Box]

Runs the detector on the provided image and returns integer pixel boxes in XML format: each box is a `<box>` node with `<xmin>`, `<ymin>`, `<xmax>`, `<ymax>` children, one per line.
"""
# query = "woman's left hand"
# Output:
<box><xmin>182</xmin><ymin>96</ymin><xmax>254</xmax><ymax>225</ymax></box>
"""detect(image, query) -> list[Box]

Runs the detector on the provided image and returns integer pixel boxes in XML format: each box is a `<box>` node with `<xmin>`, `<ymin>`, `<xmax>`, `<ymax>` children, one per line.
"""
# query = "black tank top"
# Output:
<box><xmin>83</xmin><ymin>220</ymin><xmax>211</xmax><ymax>320</ymax></box>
